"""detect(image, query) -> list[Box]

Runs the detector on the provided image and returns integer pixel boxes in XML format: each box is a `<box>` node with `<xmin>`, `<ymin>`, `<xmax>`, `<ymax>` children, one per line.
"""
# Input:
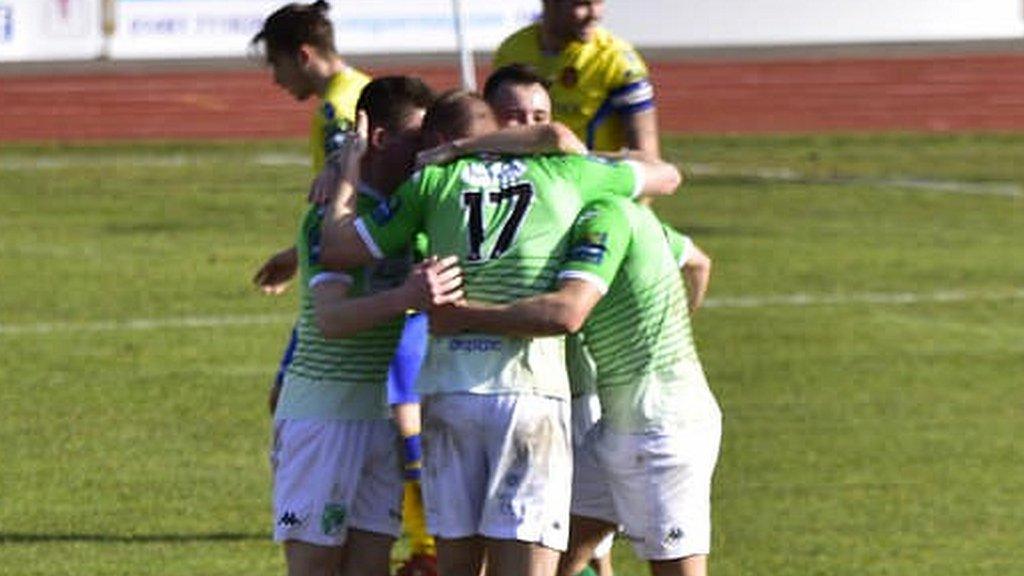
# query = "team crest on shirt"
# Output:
<box><xmin>560</xmin><ymin>66</ymin><xmax>579</xmax><ymax>88</ymax></box>
<box><xmin>568</xmin><ymin>232</ymin><xmax>608</xmax><ymax>264</ymax></box>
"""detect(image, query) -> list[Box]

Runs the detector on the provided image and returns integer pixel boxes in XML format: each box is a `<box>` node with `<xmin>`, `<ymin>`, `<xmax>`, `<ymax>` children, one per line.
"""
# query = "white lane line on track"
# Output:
<box><xmin>2</xmin><ymin>289</ymin><xmax>1020</xmax><ymax>336</ymax></box>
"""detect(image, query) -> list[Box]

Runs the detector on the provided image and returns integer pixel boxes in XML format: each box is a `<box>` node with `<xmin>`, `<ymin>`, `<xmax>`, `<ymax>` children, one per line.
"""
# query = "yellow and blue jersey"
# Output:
<box><xmin>494</xmin><ymin>25</ymin><xmax>655</xmax><ymax>152</ymax></box>
<box><xmin>309</xmin><ymin>66</ymin><xmax>372</xmax><ymax>172</ymax></box>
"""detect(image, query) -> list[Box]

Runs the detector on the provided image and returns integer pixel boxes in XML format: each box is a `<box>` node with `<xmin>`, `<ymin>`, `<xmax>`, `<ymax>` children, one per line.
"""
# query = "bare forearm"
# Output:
<box><xmin>624</xmin><ymin>108</ymin><xmax>661</xmax><ymax>159</ymax></box>
<box><xmin>314</xmin><ymin>286</ymin><xmax>411</xmax><ymax>339</ymax></box>
<box><xmin>442</xmin><ymin>295</ymin><xmax>585</xmax><ymax>337</ymax></box>
<box><xmin>682</xmin><ymin>247</ymin><xmax>712</xmax><ymax>313</ymax></box>
<box><xmin>319</xmin><ymin>170</ymin><xmax>374</xmax><ymax>270</ymax></box>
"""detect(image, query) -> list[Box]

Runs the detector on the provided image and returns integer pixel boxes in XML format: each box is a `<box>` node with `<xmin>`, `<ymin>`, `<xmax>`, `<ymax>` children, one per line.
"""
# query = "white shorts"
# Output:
<box><xmin>271</xmin><ymin>418</ymin><xmax>403</xmax><ymax>547</ymax></box>
<box><xmin>420</xmin><ymin>393</ymin><xmax>572</xmax><ymax>551</ymax></box>
<box><xmin>571</xmin><ymin>417</ymin><xmax>722</xmax><ymax>560</ymax></box>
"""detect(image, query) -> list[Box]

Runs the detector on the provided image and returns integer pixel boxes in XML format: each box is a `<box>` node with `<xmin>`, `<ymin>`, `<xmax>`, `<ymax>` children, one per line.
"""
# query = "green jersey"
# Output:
<box><xmin>561</xmin><ymin>198</ymin><xmax>719</xmax><ymax>431</ymax></box>
<box><xmin>355</xmin><ymin>153</ymin><xmax>641</xmax><ymax>398</ymax></box>
<box><xmin>567</xmin><ymin>220</ymin><xmax>691</xmax><ymax>399</ymax></box>
<box><xmin>277</xmin><ymin>185</ymin><xmax>409</xmax><ymax>420</ymax></box>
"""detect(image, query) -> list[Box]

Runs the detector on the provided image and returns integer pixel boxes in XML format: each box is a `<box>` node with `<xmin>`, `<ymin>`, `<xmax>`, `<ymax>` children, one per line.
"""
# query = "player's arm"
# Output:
<box><xmin>630</xmin><ymin>156</ymin><xmax>681</xmax><ymax>196</ymax></box>
<box><xmin>313</xmin><ymin>256</ymin><xmax>463</xmax><ymax>339</ymax></box>
<box><xmin>253</xmin><ymin>245</ymin><xmax>298</xmax><ymax>294</ymax></box>
<box><xmin>623</xmin><ymin>108</ymin><xmax>660</xmax><ymax>159</ymax></box>
<box><xmin>608</xmin><ymin>46</ymin><xmax>660</xmax><ymax>157</ymax></box>
<box><xmin>430</xmin><ymin>279</ymin><xmax>603</xmax><ymax>337</ymax></box>
<box><xmin>316</xmin><ymin>112</ymin><xmax>382</xmax><ymax>270</ymax></box>
<box><xmin>573</xmin><ymin>154</ymin><xmax>680</xmax><ymax>199</ymax></box>
<box><xmin>661</xmin><ymin>223</ymin><xmax>711</xmax><ymax>313</ymax></box>
<box><xmin>415</xmin><ymin>122</ymin><xmax>586</xmax><ymax>167</ymax></box>
<box><xmin>318</xmin><ymin>112</ymin><xmax>424</xmax><ymax>272</ymax></box>
<box><xmin>431</xmin><ymin>199</ymin><xmax>628</xmax><ymax>337</ymax></box>
<box><xmin>682</xmin><ymin>242</ymin><xmax>711</xmax><ymax>313</ymax></box>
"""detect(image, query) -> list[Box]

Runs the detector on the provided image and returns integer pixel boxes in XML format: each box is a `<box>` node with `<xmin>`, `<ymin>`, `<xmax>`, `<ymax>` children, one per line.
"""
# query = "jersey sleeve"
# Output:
<box><xmin>558</xmin><ymin>199</ymin><xmax>631</xmax><ymax>294</ymax></box>
<box><xmin>353</xmin><ymin>173</ymin><xmax>426</xmax><ymax>258</ymax></box>
<box><xmin>606</xmin><ymin>44</ymin><xmax>655</xmax><ymax>116</ymax></box>
<box><xmin>660</xmin><ymin>222</ymin><xmax>693</xmax><ymax>268</ymax></box>
<box><xmin>567</xmin><ymin>155</ymin><xmax>642</xmax><ymax>200</ymax></box>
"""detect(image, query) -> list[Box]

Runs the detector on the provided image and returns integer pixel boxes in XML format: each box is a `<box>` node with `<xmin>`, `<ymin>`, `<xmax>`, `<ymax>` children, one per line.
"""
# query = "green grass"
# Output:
<box><xmin>1</xmin><ymin>134</ymin><xmax>1021</xmax><ymax>575</ymax></box>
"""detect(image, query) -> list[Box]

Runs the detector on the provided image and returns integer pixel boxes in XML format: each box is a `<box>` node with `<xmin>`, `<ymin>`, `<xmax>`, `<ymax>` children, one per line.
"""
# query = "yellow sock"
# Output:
<box><xmin>403</xmin><ymin>480</ymin><xmax>435</xmax><ymax>556</ymax></box>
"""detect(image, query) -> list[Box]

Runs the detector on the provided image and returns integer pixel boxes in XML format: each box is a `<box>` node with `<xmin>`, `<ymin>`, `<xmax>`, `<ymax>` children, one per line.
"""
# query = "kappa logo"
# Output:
<box><xmin>0</xmin><ymin>5</ymin><xmax>13</xmax><ymax>43</ymax></box>
<box><xmin>663</xmin><ymin>526</ymin><xmax>684</xmax><ymax>545</ymax></box>
<box><xmin>277</xmin><ymin>510</ymin><xmax>304</xmax><ymax>528</ymax></box>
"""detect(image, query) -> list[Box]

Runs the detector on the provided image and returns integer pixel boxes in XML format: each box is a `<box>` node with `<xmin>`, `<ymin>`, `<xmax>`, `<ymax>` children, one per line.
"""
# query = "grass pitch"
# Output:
<box><xmin>1</xmin><ymin>134</ymin><xmax>1021</xmax><ymax>575</ymax></box>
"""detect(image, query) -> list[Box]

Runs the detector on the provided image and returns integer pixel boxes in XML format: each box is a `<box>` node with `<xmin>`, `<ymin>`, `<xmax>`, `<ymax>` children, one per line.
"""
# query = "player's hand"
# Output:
<box><xmin>253</xmin><ymin>246</ymin><xmax>298</xmax><ymax>295</ymax></box>
<box><xmin>309</xmin><ymin>110</ymin><xmax>370</xmax><ymax>205</ymax></box>
<box><xmin>427</xmin><ymin>302</ymin><xmax>467</xmax><ymax>336</ymax></box>
<box><xmin>401</xmin><ymin>255</ymin><xmax>464</xmax><ymax>311</ymax></box>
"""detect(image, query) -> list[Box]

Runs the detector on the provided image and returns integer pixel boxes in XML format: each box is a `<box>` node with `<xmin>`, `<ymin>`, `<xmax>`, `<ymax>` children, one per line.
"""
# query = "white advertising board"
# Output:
<box><xmin>0</xmin><ymin>0</ymin><xmax>102</xmax><ymax>61</ymax></box>
<box><xmin>107</xmin><ymin>0</ymin><xmax>537</xmax><ymax>60</ymax></box>
<box><xmin>1</xmin><ymin>1</ymin><xmax>1021</xmax><ymax>63</ymax></box>
<box><xmin>606</xmin><ymin>0</ymin><xmax>1024</xmax><ymax>48</ymax></box>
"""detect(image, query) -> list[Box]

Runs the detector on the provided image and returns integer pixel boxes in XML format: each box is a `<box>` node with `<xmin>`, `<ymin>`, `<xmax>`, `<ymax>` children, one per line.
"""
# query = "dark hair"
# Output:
<box><xmin>356</xmin><ymin>76</ymin><xmax>436</xmax><ymax>131</ymax></box>
<box><xmin>422</xmin><ymin>90</ymin><xmax>493</xmax><ymax>141</ymax></box>
<box><xmin>251</xmin><ymin>1</ymin><xmax>336</xmax><ymax>58</ymax></box>
<box><xmin>483</xmin><ymin>64</ymin><xmax>551</xmax><ymax>103</ymax></box>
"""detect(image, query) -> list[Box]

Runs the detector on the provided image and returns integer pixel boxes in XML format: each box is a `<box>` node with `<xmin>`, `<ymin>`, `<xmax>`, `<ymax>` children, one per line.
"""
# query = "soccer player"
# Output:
<box><xmin>429</xmin><ymin>196</ymin><xmax>722</xmax><ymax>576</ymax></box>
<box><xmin>270</xmin><ymin>73</ymin><xmax>459</xmax><ymax>576</ymax></box>
<box><xmin>250</xmin><ymin>0</ymin><xmax>370</xmax><ymax>411</ymax></box>
<box><xmin>493</xmin><ymin>0</ymin><xmax>659</xmax><ymax>156</ymax></box>
<box><xmin>314</xmin><ymin>90</ymin><xmax>681</xmax><ymax>576</ymax></box>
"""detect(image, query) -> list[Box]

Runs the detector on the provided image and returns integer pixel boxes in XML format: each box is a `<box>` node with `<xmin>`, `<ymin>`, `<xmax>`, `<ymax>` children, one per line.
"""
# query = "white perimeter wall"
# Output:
<box><xmin>605</xmin><ymin>0</ymin><xmax>1024</xmax><ymax>47</ymax></box>
<box><xmin>1</xmin><ymin>0</ymin><xmax>1022</xmax><ymax>62</ymax></box>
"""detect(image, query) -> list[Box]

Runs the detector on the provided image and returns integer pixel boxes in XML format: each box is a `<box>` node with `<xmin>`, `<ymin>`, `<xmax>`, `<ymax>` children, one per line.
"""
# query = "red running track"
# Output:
<box><xmin>2</xmin><ymin>53</ymin><xmax>1024</xmax><ymax>141</ymax></box>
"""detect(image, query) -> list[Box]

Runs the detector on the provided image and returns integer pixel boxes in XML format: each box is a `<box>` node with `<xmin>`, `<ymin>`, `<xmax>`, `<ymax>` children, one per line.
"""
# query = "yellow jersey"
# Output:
<box><xmin>493</xmin><ymin>25</ymin><xmax>654</xmax><ymax>152</ymax></box>
<box><xmin>309</xmin><ymin>66</ymin><xmax>372</xmax><ymax>172</ymax></box>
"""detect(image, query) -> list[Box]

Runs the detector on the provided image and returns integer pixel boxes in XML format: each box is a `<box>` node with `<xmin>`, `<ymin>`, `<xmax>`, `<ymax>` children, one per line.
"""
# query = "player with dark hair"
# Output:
<box><xmin>249</xmin><ymin>5</ymin><xmax>441</xmax><ymax>571</ymax></box>
<box><xmin>483</xmin><ymin>64</ymin><xmax>553</xmax><ymax>127</ymax></box>
<box><xmin>493</xmin><ymin>0</ymin><xmax>659</xmax><ymax>156</ymax></box>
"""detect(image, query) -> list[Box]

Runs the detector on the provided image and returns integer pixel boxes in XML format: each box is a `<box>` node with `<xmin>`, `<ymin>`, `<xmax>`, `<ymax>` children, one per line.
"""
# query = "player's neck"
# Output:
<box><xmin>312</xmin><ymin>56</ymin><xmax>349</xmax><ymax>98</ymax></box>
<box><xmin>361</xmin><ymin>158</ymin><xmax>393</xmax><ymax>197</ymax></box>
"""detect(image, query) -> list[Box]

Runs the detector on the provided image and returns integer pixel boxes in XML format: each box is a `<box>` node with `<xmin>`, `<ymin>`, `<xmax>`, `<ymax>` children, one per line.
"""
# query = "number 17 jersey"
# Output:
<box><xmin>353</xmin><ymin>153</ymin><xmax>642</xmax><ymax>399</ymax></box>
